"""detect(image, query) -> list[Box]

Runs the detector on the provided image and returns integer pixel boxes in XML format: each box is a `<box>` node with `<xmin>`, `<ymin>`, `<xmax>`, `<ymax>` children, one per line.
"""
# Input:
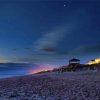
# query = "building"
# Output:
<box><xmin>57</xmin><ymin>58</ymin><xmax>100</xmax><ymax>73</ymax></box>
<box><xmin>66</xmin><ymin>58</ymin><xmax>99</xmax><ymax>72</ymax></box>
<box><xmin>69</xmin><ymin>58</ymin><xmax>80</xmax><ymax>64</ymax></box>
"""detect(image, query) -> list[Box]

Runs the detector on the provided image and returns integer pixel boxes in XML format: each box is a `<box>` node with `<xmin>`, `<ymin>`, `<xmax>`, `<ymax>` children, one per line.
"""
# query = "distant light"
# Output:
<box><xmin>64</xmin><ymin>4</ymin><xmax>66</xmax><ymax>7</ymax></box>
<box><xmin>95</xmin><ymin>58</ymin><xmax>100</xmax><ymax>64</ymax></box>
<box><xmin>87</xmin><ymin>58</ymin><xmax>100</xmax><ymax>65</ymax></box>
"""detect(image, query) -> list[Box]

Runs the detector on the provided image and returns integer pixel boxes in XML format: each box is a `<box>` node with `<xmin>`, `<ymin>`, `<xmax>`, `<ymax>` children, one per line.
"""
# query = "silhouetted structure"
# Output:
<box><xmin>52</xmin><ymin>58</ymin><xmax>100</xmax><ymax>73</ymax></box>
<box><xmin>69</xmin><ymin>58</ymin><xmax>80</xmax><ymax>64</ymax></box>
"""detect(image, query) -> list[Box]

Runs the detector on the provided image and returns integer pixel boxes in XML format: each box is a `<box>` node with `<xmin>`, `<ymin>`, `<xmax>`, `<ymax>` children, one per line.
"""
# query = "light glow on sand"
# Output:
<box><xmin>29</xmin><ymin>64</ymin><xmax>57</xmax><ymax>74</ymax></box>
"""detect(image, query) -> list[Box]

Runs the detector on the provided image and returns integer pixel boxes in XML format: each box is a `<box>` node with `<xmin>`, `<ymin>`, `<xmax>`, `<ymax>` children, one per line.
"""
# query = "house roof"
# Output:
<box><xmin>69</xmin><ymin>58</ymin><xmax>80</xmax><ymax>62</ymax></box>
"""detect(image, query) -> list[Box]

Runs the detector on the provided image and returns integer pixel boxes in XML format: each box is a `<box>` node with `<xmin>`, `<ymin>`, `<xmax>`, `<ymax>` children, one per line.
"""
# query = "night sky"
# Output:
<box><xmin>0</xmin><ymin>0</ymin><xmax>100</xmax><ymax>77</ymax></box>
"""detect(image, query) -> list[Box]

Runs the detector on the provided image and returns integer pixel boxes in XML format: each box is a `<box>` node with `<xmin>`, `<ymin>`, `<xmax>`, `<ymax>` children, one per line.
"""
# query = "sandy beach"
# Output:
<box><xmin>0</xmin><ymin>71</ymin><xmax>100</xmax><ymax>100</ymax></box>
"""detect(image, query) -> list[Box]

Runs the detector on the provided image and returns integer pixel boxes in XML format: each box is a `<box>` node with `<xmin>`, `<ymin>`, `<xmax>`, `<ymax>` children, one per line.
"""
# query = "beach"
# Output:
<box><xmin>0</xmin><ymin>71</ymin><xmax>100</xmax><ymax>100</ymax></box>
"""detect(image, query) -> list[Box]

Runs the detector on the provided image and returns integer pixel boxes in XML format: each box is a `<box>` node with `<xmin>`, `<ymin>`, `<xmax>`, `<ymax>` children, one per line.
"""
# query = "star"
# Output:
<box><xmin>64</xmin><ymin>4</ymin><xmax>66</xmax><ymax>7</ymax></box>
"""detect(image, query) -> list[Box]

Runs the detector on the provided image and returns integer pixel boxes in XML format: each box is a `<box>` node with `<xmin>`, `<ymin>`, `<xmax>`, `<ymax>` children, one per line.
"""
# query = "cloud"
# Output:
<box><xmin>33</xmin><ymin>25</ymin><xmax>74</xmax><ymax>54</ymax></box>
<box><xmin>68</xmin><ymin>44</ymin><xmax>100</xmax><ymax>56</ymax></box>
<box><xmin>7</xmin><ymin>8</ymin><xmax>92</xmax><ymax>63</ymax></box>
<box><xmin>10</xmin><ymin>44</ymin><xmax>100</xmax><ymax>63</ymax></box>
<box><xmin>40</xmin><ymin>46</ymin><xmax>56</xmax><ymax>53</ymax></box>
